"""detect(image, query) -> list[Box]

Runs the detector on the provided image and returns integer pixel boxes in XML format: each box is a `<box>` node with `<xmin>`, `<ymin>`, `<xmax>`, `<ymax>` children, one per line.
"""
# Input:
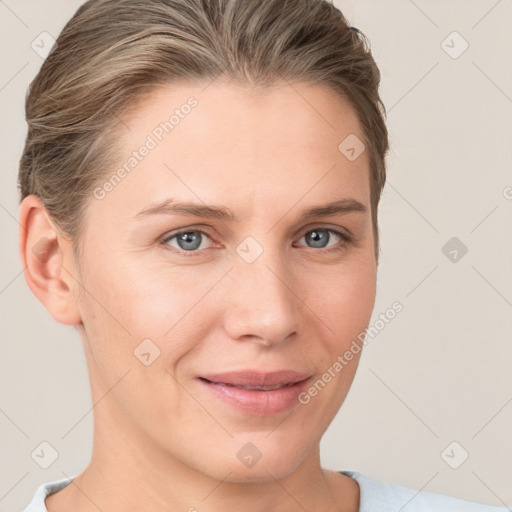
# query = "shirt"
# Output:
<box><xmin>22</xmin><ymin>470</ymin><xmax>509</xmax><ymax>511</ymax></box>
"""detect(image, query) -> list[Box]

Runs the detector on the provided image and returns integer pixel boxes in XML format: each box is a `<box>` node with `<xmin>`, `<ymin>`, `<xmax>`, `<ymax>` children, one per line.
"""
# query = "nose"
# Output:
<box><xmin>222</xmin><ymin>253</ymin><xmax>300</xmax><ymax>347</ymax></box>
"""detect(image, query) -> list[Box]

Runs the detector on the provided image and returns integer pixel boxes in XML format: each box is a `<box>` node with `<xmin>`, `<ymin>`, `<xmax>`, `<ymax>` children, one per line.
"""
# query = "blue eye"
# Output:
<box><xmin>297</xmin><ymin>228</ymin><xmax>351</xmax><ymax>251</ymax></box>
<box><xmin>163</xmin><ymin>230</ymin><xmax>212</xmax><ymax>252</ymax></box>
<box><xmin>160</xmin><ymin>227</ymin><xmax>352</xmax><ymax>256</ymax></box>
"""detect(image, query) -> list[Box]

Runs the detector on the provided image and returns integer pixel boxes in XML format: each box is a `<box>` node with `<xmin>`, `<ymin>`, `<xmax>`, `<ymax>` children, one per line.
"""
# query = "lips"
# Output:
<box><xmin>197</xmin><ymin>370</ymin><xmax>312</xmax><ymax>415</ymax></box>
<box><xmin>213</xmin><ymin>382</ymin><xmax>292</xmax><ymax>391</ymax></box>
<box><xmin>198</xmin><ymin>370</ymin><xmax>311</xmax><ymax>388</ymax></box>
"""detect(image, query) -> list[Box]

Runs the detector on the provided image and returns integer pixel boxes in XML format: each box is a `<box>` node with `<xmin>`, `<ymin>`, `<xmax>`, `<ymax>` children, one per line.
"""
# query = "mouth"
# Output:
<box><xmin>198</xmin><ymin>379</ymin><xmax>297</xmax><ymax>391</ymax></box>
<box><xmin>198</xmin><ymin>370</ymin><xmax>311</xmax><ymax>387</ymax></box>
<box><xmin>196</xmin><ymin>370</ymin><xmax>312</xmax><ymax>415</ymax></box>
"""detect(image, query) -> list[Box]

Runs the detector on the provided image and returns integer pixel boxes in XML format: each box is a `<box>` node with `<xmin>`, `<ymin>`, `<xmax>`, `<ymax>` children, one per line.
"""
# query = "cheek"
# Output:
<box><xmin>305</xmin><ymin>257</ymin><xmax>377</xmax><ymax>346</ymax></box>
<box><xmin>76</xmin><ymin>256</ymin><xmax>228</xmax><ymax>448</ymax></box>
<box><xmin>289</xmin><ymin>262</ymin><xmax>375</xmax><ymax>442</ymax></box>
<box><xmin>79</xmin><ymin>254</ymin><xmax>225</xmax><ymax>370</ymax></box>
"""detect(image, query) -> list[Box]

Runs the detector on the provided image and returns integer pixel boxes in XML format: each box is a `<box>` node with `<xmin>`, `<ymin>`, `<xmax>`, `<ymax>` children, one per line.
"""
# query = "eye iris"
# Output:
<box><xmin>306</xmin><ymin>229</ymin><xmax>330</xmax><ymax>248</ymax></box>
<box><xmin>168</xmin><ymin>229</ymin><xmax>340</xmax><ymax>253</ymax></box>
<box><xmin>177</xmin><ymin>231</ymin><xmax>202</xmax><ymax>251</ymax></box>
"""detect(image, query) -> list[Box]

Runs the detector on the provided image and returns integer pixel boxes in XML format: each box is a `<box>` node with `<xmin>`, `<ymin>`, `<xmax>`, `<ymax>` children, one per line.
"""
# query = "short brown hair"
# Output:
<box><xmin>18</xmin><ymin>0</ymin><xmax>389</xmax><ymax>264</ymax></box>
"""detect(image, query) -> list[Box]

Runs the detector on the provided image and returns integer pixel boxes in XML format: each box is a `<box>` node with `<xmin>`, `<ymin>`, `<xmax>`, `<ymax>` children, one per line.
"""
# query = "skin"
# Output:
<box><xmin>19</xmin><ymin>77</ymin><xmax>377</xmax><ymax>512</ymax></box>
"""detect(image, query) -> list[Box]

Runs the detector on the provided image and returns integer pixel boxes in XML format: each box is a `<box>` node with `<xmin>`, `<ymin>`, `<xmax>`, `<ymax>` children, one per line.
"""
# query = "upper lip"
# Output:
<box><xmin>199</xmin><ymin>370</ymin><xmax>311</xmax><ymax>387</ymax></box>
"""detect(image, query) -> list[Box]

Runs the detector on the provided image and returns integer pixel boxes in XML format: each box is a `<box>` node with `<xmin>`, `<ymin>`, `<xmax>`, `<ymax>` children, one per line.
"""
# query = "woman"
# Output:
<box><xmin>17</xmin><ymin>0</ymin><xmax>507</xmax><ymax>511</ymax></box>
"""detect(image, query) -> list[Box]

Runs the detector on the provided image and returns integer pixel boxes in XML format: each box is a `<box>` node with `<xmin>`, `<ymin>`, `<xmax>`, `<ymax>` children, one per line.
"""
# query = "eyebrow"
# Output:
<box><xmin>133</xmin><ymin>197</ymin><xmax>368</xmax><ymax>221</ymax></box>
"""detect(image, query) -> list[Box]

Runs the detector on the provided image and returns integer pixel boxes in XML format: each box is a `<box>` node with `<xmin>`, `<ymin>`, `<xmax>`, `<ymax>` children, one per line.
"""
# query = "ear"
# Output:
<box><xmin>18</xmin><ymin>194</ymin><xmax>83</xmax><ymax>326</ymax></box>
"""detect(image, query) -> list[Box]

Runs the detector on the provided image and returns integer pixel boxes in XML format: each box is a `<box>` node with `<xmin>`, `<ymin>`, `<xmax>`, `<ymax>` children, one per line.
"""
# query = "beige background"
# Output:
<box><xmin>1</xmin><ymin>1</ymin><xmax>511</xmax><ymax>510</ymax></box>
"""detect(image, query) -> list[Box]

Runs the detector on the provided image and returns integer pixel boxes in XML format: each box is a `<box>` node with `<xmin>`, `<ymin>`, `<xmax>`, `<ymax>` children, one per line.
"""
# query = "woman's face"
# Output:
<box><xmin>72</xmin><ymin>78</ymin><xmax>377</xmax><ymax>482</ymax></box>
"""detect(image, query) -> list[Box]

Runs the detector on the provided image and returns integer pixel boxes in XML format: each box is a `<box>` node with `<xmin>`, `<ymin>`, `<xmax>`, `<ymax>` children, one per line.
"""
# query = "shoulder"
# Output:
<box><xmin>22</xmin><ymin>477</ymin><xmax>73</xmax><ymax>512</ymax></box>
<box><xmin>339</xmin><ymin>470</ymin><xmax>509</xmax><ymax>512</ymax></box>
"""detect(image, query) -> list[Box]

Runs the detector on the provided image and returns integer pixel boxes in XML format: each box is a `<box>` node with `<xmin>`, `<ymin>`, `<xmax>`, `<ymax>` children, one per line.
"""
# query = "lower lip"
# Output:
<box><xmin>198</xmin><ymin>377</ymin><xmax>311</xmax><ymax>416</ymax></box>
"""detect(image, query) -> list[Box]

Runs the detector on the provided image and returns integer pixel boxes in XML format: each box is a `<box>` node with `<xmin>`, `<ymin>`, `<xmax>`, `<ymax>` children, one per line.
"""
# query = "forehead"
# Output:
<box><xmin>92</xmin><ymin>78</ymin><xmax>370</xmax><ymax>221</ymax></box>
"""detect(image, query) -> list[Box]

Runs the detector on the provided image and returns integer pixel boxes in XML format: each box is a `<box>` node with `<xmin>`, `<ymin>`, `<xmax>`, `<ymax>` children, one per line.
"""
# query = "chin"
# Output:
<box><xmin>197</xmin><ymin>435</ymin><xmax>308</xmax><ymax>484</ymax></box>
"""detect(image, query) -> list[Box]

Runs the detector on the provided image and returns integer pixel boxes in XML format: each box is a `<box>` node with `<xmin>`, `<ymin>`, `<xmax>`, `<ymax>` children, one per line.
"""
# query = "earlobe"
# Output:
<box><xmin>18</xmin><ymin>194</ymin><xmax>83</xmax><ymax>326</ymax></box>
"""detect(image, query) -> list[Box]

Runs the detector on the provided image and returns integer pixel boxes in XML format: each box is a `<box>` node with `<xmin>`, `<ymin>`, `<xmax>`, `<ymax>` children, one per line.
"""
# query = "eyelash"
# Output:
<box><xmin>159</xmin><ymin>227</ymin><xmax>353</xmax><ymax>257</ymax></box>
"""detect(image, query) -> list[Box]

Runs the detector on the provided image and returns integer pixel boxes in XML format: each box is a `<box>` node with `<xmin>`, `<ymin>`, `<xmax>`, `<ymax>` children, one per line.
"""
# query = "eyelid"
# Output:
<box><xmin>296</xmin><ymin>222</ymin><xmax>353</xmax><ymax>240</ymax></box>
<box><xmin>160</xmin><ymin>224</ymin><xmax>353</xmax><ymax>255</ymax></box>
<box><xmin>160</xmin><ymin>227</ymin><xmax>218</xmax><ymax>253</ymax></box>
<box><xmin>294</xmin><ymin>226</ymin><xmax>352</xmax><ymax>250</ymax></box>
